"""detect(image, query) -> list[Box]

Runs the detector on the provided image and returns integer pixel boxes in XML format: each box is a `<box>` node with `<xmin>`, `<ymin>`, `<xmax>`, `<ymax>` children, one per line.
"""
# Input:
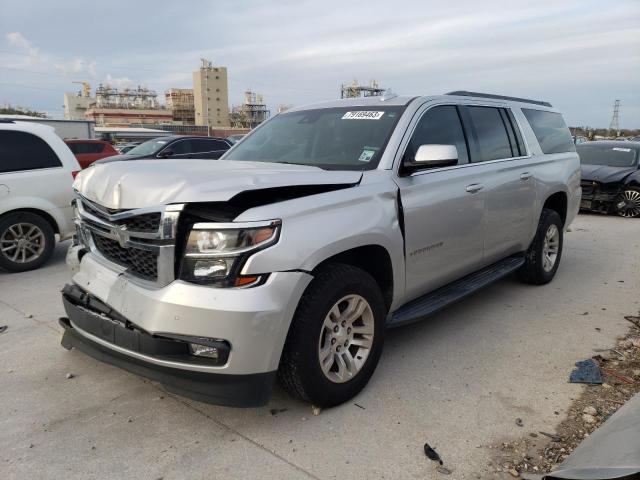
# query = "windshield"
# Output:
<box><xmin>577</xmin><ymin>144</ymin><xmax>638</xmax><ymax>167</ymax></box>
<box><xmin>223</xmin><ymin>106</ymin><xmax>406</xmax><ymax>170</ymax></box>
<box><xmin>126</xmin><ymin>138</ymin><xmax>170</xmax><ymax>156</ymax></box>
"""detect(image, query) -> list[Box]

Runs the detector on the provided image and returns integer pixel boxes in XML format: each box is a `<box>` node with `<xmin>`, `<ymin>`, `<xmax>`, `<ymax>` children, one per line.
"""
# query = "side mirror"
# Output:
<box><xmin>159</xmin><ymin>149</ymin><xmax>174</xmax><ymax>158</ymax></box>
<box><xmin>405</xmin><ymin>144</ymin><xmax>458</xmax><ymax>170</ymax></box>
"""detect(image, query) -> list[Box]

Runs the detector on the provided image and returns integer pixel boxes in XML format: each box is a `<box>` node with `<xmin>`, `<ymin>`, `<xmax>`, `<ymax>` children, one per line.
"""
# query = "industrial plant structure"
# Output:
<box><xmin>61</xmin><ymin>60</ymin><xmax>266</xmax><ymax>134</ymax></box>
<box><xmin>340</xmin><ymin>79</ymin><xmax>385</xmax><ymax>99</ymax></box>
<box><xmin>165</xmin><ymin>88</ymin><xmax>195</xmax><ymax>125</ymax></box>
<box><xmin>230</xmin><ymin>90</ymin><xmax>270</xmax><ymax>129</ymax></box>
<box><xmin>193</xmin><ymin>58</ymin><xmax>231</xmax><ymax>128</ymax></box>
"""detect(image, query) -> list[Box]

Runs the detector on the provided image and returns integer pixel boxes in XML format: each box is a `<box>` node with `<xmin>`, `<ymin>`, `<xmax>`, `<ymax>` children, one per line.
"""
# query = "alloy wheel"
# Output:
<box><xmin>318</xmin><ymin>294</ymin><xmax>375</xmax><ymax>383</ymax></box>
<box><xmin>542</xmin><ymin>224</ymin><xmax>560</xmax><ymax>272</ymax></box>
<box><xmin>0</xmin><ymin>223</ymin><xmax>46</xmax><ymax>264</ymax></box>
<box><xmin>616</xmin><ymin>190</ymin><xmax>640</xmax><ymax>218</ymax></box>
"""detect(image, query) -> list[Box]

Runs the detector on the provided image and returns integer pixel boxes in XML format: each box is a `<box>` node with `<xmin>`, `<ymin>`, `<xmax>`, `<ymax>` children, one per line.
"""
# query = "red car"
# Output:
<box><xmin>65</xmin><ymin>139</ymin><xmax>120</xmax><ymax>169</ymax></box>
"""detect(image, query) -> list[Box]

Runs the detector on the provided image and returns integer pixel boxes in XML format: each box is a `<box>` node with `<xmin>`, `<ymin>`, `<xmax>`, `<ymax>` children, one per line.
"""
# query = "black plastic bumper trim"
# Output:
<box><xmin>59</xmin><ymin>302</ymin><xmax>275</xmax><ymax>408</ymax></box>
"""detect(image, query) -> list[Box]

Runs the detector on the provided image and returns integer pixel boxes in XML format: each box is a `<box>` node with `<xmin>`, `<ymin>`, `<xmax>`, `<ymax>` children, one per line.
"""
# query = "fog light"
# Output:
<box><xmin>189</xmin><ymin>343</ymin><xmax>220</xmax><ymax>359</ymax></box>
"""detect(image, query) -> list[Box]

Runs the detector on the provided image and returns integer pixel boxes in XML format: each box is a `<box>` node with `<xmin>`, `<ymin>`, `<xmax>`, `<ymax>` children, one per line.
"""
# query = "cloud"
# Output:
<box><xmin>6</xmin><ymin>32</ymin><xmax>39</xmax><ymax>61</ymax></box>
<box><xmin>53</xmin><ymin>58</ymin><xmax>86</xmax><ymax>76</ymax></box>
<box><xmin>103</xmin><ymin>74</ymin><xmax>133</xmax><ymax>89</ymax></box>
<box><xmin>0</xmin><ymin>0</ymin><xmax>638</xmax><ymax>126</ymax></box>
<box><xmin>88</xmin><ymin>61</ymin><xmax>98</xmax><ymax>77</ymax></box>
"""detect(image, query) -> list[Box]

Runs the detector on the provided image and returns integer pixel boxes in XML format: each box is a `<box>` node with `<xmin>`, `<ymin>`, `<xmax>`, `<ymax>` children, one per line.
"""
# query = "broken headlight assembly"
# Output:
<box><xmin>179</xmin><ymin>220</ymin><xmax>281</xmax><ymax>287</ymax></box>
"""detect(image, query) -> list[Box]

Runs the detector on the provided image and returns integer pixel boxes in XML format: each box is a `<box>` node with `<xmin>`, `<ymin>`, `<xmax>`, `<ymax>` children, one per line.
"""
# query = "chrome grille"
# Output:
<box><xmin>75</xmin><ymin>195</ymin><xmax>183</xmax><ymax>286</ymax></box>
<box><xmin>93</xmin><ymin>234</ymin><xmax>158</xmax><ymax>281</ymax></box>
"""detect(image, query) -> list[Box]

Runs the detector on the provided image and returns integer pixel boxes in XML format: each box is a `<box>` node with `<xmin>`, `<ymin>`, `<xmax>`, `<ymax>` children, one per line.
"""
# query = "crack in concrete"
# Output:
<box><xmin>171</xmin><ymin>394</ymin><xmax>321</xmax><ymax>480</ymax></box>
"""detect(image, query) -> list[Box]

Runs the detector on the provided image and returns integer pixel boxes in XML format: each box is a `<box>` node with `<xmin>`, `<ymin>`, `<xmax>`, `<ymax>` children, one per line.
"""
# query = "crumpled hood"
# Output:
<box><xmin>581</xmin><ymin>164</ymin><xmax>637</xmax><ymax>184</ymax></box>
<box><xmin>74</xmin><ymin>159</ymin><xmax>362</xmax><ymax>209</ymax></box>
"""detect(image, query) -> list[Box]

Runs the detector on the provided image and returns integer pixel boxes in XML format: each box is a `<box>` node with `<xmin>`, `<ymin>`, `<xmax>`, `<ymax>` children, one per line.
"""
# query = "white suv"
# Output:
<box><xmin>0</xmin><ymin>120</ymin><xmax>80</xmax><ymax>272</ymax></box>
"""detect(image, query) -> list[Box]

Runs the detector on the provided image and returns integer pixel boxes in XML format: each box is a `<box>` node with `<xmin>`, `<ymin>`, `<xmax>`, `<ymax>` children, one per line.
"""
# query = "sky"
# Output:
<box><xmin>1</xmin><ymin>0</ymin><xmax>639</xmax><ymax>128</ymax></box>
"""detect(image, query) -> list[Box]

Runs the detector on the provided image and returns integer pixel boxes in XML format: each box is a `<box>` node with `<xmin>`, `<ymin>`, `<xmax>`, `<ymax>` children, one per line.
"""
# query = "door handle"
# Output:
<box><xmin>466</xmin><ymin>183</ymin><xmax>484</xmax><ymax>193</ymax></box>
<box><xmin>520</xmin><ymin>172</ymin><xmax>533</xmax><ymax>180</ymax></box>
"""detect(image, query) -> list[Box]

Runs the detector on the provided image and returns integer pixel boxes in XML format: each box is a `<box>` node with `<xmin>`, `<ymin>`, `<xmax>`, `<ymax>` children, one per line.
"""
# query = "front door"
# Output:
<box><xmin>394</xmin><ymin>105</ymin><xmax>486</xmax><ymax>301</ymax></box>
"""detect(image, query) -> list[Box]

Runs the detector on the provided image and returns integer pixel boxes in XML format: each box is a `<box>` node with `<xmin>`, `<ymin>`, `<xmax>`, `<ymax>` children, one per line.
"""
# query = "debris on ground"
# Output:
<box><xmin>311</xmin><ymin>405</ymin><xmax>322</xmax><ymax>416</ymax></box>
<box><xmin>436</xmin><ymin>465</ymin><xmax>452</xmax><ymax>475</ymax></box>
<box><xmin>354</xmin><ymin>403</ymin><xmax>366</xmax><ymax>410</ymax></box>
<box><xmin>489</xmin><ymin>314</ymin><xmax>640</xmax><ymax>476</ymax></box>
<box><xmin>569</xmin><ymin>359</ymin><xmax>602</xmax><ymax>384</ymax></box>
<box><xmin>65</xmin><ymin>372</ymin><xmax>75</xmax><ymax>379</ymax></box>
<box><xmin>424</xmin><ymin>443</ymin><xmax>443</xmax><ymax>465</ymax></box>
<box><xmin>0</xmin><ymin>325</ymin><xmax>7</xmax><ymax>334</ymax></box>
<box><xmin>515</xmin><ymin>418</ymin><xmax>524</xmax><ymax>427</ymax></box>
<box><xmin>269</xmin><ymin>408</ymin><xmax>287</xmax><ymax>416</ymax></box>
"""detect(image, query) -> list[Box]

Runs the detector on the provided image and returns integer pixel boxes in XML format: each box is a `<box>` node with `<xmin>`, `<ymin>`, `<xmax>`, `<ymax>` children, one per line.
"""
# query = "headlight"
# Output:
<box><xmin>179</xmin><ymin>220</ymin><xmax>280</xmax><ymax>287</ymax></box>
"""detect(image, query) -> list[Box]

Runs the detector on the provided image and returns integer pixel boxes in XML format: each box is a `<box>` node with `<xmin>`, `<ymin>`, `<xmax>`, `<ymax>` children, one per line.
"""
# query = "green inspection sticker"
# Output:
<box><xmin>358</xmin><ymin>147</ymin><xmax>379</xmax><ymax>162</ymax></box>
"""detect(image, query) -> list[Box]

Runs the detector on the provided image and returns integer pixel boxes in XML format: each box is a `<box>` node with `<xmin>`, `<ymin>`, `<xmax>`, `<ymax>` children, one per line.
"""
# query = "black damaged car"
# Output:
<box><xmin>578</xmin><ymin>141</ymin><xmax>640</xmax><ymax>218</ymax></box>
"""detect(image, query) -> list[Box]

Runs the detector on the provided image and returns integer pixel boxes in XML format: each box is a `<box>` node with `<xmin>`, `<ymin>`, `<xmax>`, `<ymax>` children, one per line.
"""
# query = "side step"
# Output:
<box><xmin>388</xmin><ymin>254</ymin><xmax>525</xmax><ymax>328</ymax></box>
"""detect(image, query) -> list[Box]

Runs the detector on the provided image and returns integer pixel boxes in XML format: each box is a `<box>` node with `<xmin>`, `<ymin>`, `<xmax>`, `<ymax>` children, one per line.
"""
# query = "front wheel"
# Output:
<box><xmin>278</xmin><ymin>264</ymin><xmax>386</xmax><ymax>407</ymax></box>
<box><xmin>518</xmin><ymin>208</ymin><xmax>563</xmax><ymax>285</ymax></box>
<box><xmin>615</xmin><ymin>187</ymin><xmax>640</xmax><ymax>218</ymax></box>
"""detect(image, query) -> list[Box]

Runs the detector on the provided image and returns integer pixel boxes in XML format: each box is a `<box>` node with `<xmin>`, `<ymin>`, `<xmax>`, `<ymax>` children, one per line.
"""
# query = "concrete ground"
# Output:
<box><xmin>1</xmin><ymin>213</ymin><xmax>639</xmax><ymax>480</ymax></box>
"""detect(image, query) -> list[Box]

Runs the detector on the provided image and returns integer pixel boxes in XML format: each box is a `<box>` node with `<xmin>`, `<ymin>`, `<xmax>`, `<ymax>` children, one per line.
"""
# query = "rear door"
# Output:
<box><xmin>460</xmin><ymin>105</ymin><xmax>536</xmax><ymax>263</ymax></box>
<box><xmin>394</xmin><ymin>104</ymin><xmax>486</xmax><ymax>300</ymax></box>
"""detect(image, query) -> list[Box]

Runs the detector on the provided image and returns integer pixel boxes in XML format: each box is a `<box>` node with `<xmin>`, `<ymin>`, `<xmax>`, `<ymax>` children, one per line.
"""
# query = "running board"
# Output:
<box><xmin>388</xmin><ymin>254</ymin><xmax>525</xmax><ymax>328</ymax></box>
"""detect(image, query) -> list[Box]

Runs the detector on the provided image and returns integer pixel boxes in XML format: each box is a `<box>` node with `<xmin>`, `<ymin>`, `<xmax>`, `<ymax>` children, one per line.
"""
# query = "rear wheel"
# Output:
<box><xmin>615</xmin><ymin>187</ymin><xmax>640</xmax><ymax>218</ymax></box>
<box><xmin>518</xmin><ymin>208</ymin><xmax>563</xmax><ymax>285</ymax></box>
<box><xmin>0</xmin><ymin>212</ymin><xmax>55</xmax><ymax>272</ymax></box>
<box><xmin>278</xmin><ymin>264</ymin><xmax>385</xmax><ymax>407</ymax></box>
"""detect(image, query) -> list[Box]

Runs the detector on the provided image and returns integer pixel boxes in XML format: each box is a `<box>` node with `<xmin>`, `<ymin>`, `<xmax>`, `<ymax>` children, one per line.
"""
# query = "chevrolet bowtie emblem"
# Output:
<box><xmin>111</xmin><ymin>224</ymin><xmax>130</xmax><ymax>248</ymax></box>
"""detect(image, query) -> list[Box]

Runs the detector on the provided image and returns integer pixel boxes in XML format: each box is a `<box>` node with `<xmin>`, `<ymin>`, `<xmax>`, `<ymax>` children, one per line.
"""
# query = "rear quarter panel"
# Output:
<box><xmin>512</xmin><ymin>107</ymin><xmax>581</xmax><ymax>231</ymax></box>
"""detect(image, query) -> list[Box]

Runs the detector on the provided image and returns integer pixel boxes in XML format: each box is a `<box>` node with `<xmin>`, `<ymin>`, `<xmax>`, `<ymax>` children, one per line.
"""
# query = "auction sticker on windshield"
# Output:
<box><xmin>342</xmin><ymin>111</ymin><xmax>385</xmax><ymax>120</ymax></box>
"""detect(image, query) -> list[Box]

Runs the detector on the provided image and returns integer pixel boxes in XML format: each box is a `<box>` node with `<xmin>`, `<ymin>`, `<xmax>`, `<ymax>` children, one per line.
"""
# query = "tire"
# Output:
<box><xmin>615</xmin><ymin>187</ymin><xmax>640</xmax><ymax>218</ymax></box>
<box><xmin>0</xmin><ymin>212</ymin><xmax>55</xmax><ymax>272</ymax></box>
<box><xmin>517</xmin><ymin>208</ymin><xmax>563</xmax><ymax>285</ymax></box>
<box><xmin>278</xmin><ymin>263</ymin><xmax>386</xmax><ymax>407</ymax></box>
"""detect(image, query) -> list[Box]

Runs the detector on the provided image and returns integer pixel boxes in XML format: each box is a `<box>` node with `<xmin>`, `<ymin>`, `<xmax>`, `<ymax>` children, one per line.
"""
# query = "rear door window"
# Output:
<box><xmin>0</xmin><ymin>131</ymin><xmax>62</xmax><ymax>173</ymax></box>
<box><xmin>522</xmin><ymin>109</ymin><xmax>575</xmax><ymax>154</ymax></box>
<box><xmin>466</xmin><ymin>106</ymin><xmax>513</xmax><ymax>162</ymax></box>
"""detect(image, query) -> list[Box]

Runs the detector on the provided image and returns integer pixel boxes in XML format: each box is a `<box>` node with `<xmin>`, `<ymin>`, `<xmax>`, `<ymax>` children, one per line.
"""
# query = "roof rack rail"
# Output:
<box><xmin>445</xmin><ymin>91</ymin><xmax>552</xmax><ymax>108</ymax></box>
<box><xmin>0</xmin><ymin>119</ymin><xmax>16</xmax><ymax>123</ymax></box>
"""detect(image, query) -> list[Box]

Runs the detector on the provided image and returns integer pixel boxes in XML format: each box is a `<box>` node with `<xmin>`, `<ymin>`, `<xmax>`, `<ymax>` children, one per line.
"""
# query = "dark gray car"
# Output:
<box><xmin>95</xmin><ymin>135</ymin><xmax>231</xmax><ymax>164</ymax></box>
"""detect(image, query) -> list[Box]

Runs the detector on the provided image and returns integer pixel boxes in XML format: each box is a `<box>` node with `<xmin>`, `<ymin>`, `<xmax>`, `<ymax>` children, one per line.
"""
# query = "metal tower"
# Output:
<box><xmin>609</xmin><ymin>99</ymin><xmax>620</xmax><ymax>134</ymax></box>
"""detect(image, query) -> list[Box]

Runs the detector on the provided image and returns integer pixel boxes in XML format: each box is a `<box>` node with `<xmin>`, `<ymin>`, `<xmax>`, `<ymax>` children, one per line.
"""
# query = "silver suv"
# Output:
<box><xmin>61</xmin><ymin>92</ymin><xmax>581</xmax><ymax>407</ymax></box>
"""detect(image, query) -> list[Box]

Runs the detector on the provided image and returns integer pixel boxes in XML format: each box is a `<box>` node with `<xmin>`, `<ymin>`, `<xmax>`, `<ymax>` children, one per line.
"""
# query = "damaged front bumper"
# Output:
<box><xmin>61</xmin><ymin>245</ymin><xmax>312</xmax><ymax>407</ymax></box>
<box><xmin>580</xmin><ymin>182</ymin><xmax>619</xmax><ymax>213</ymax></box>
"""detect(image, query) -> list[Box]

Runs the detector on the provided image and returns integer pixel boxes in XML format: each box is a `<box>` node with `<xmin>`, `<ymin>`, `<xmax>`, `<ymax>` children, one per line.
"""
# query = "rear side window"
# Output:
<box><xmin>193</xmin><ymin>139</ymin><xmax>229</xmax><ymax>152</ymax></box>
<box><xmin>466</xmin><ymin>106</ymin><xmax>513</xmax><ymax>162</ymax></box>
<box><xmin>68</xmin><ymin>142</ymin><xmax>104</xmax><ymax>154</ymax></box>
<box><xmin>168</xmin><ymin>139</ymin><xmax>193</xmax><ymax>154</ymax></box>
<box><xmin>405</xmin><ymin>105</ymin><xmax>469</xmax><ymax>164</ymax></box>
<box><xmin>0</xmin><ymin>131</ymin><xmax>62</xmax><ymax>173</ymax></box>
<box><xmin>522</xmin><ymin>109</ymin><xmax>575</xmax><ymax>154</ymax></box>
